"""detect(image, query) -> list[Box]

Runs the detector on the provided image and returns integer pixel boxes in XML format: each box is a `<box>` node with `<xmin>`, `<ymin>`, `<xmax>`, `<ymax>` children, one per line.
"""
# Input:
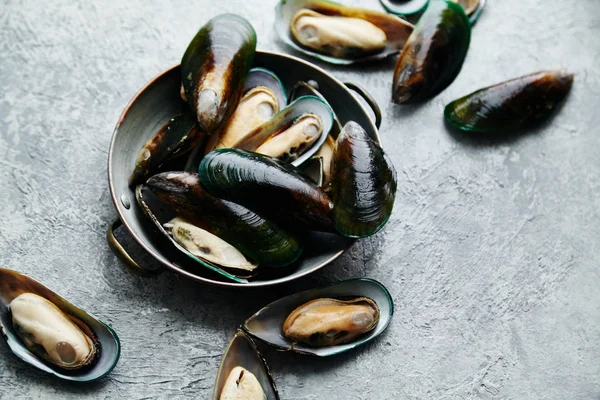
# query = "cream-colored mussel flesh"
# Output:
<box><xmin>290</xmin><ymin>9</ymin><xmax>387</xmax><ymax>58</ymax></box>
<box><xmin>205</xmin><ymin>86</ymin><xmax>279</xmax><ymax>153</ymax></box>
<box><xmin>255</xmin><ymin>113</ymin><xmax>323</xmax><ymax>161</ymax></box>
<box><xmin>165</xmin><ymin>217</ymin><xmax>257</xmax><ymax>272</ymax></box>
<box><xmin>282</xmin><ymin>297</ymin><xmax>379</xmax><ymax>347</ymax></box>
<box><xmin>10</xmin><ymin>293</ymin><xmax>96</xmax><ymax>369</ymax></box>
<box><xmin>220</xmin><ymin>366</ymin><xmax>267</xmax><ymax>400</ymax></box>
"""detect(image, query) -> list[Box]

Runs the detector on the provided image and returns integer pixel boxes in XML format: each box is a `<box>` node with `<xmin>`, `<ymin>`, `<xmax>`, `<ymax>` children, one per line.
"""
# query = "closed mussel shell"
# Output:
<box><xmin>129</xmin><ymin>113</ymin><xmax>204</xmax><ymax>186</ymax></box>
<box><xmin>181</xmin><ymin>14</ymin><xmax>257</xmax><ymax>133</ymax></box>
<box><xmin>392</xmin><ymin>0</ymin><xmax>471</xmax><ymax>104</ymax></box>
<box><xmin>146</xmin><ymin>172</ymin><xmax>303</xmax><ymax>268</ymax></box>
<box><xmin>332</xmin><ymin>121</ymin><xmax>397</xmax><ymax>238</ymax></box>
<box><xmin>444</xmin><ymin>70</ymin><xmax>574</xmax><ymax>134</ymax></box>
<box><xmin>0</xmin><ymin>269</ymin><xmax>120</xmax><ymax>382</ymax></box>
<box><xmin>199</xmin><ymin>149</ymin><xmax>335</xmax><ymax>233</ymax></box>
<box><xmin>242</xmin><ymin>278</ymin><xmax>393</xmax><ymax>356</ymax></box>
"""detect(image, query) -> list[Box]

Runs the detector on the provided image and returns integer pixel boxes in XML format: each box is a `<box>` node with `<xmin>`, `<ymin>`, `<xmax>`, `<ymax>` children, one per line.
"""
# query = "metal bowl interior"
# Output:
<box><xmin>108</xmin><ymin>50</ymin><xmax>380</xmax><ymax>287</ymax></box>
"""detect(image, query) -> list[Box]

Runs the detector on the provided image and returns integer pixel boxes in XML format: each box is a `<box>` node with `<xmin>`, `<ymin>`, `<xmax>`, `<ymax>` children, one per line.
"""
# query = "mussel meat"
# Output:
<box><xmin>275</xmin><ymin>0</ymin><xmax>414</xmax><ymax>65</ymax></box>
<box><xmin>204</xmin><ymin>68</ymin><xmax>288</xmax><ymax>154</ymax></box>
<box><xmin>165</xmin><ymin>217</ymin><xmax>257</xmax><ymax>272</ymax></box>
<box><xmin>282</xmin><ymin>297</ymin><xmax>380</xmax><ymax>347</ymax></box>
<box><xmin>146</xmin><ymin>172</ymin><xmax>303</xmax><ymax>268</ymax></box>
<box><xmin>444</xmin><ymin>70</ymin><xmax>574</xmax><ymax>134</ymax></box>
<box><xmin>129</xmin><ymin>113</ymin><xmax>204</xmax><ymax>186</ymax></box>
<box><xmin>392</xmin><ymin>0</ymin><xmax>471</xmax><ymax>104</ymax></box>
<box><xmin>290</xmin><ymin>9</ymin><xmax>387</xmax><ymax>59</ymax></box>
<box><xmin>10</xmin><ymin>293</ymin><xmax>97</xmax><ymax>370</ymax></box>
<box><xmin>242</xmin><ymin>278</ymin><xmax>393</xmax><ymax>356</ymax></box>
<box><xmin>220</xmin><ymin>366</ymin><xmax>267</xmax><ymax>400</ymax></box>
<box><xmin>331</xmin><ymin>122</ymin><xmax>397</xmax><ymax>238</ymax></box>
<box><xmin>181</xmin><ymin>14</ymin><xmax>257</xmax><ymax>133</ymax></box>
<box><xmin>199</xmin><ymin>149</ymin><xmax>334</xmax><ymax>232</ymax></box>
<box><xmin>232</xmin><ymin>95</ymin><xmax>335</xmax><ymax>166</ymax></box>
<box><xmin>0</xmin><ymin>268</ymin><xmax>120</xmax><ymax>381</ymax></box>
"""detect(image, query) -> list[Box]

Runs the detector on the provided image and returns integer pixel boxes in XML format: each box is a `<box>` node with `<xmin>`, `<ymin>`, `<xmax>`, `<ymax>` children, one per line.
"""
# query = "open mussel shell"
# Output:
<box><xmin>288</xmin><ymin>81</ymin><xmax>341</xmax><ymax>139</ymax></box>
<box><xmin>181</xmin><ymin>14</ymin><xmax>256</xmax><ymax>133</ymax></box>
<box><xmin>0</xmin><ymin>269</ymin><xmax>120</xmax><ymax>381</ymax></box>
<box><xmin>332</xmin><ymin>121</ymin><xmax>397</xmax><ymax>238</ymax></box>
<box><xmin>444</xmin><ymin>70</ymin><xmax>575</xmax><ymax>135</ymax></box>
<box><xmin>233</xmin><ymin>95</ymin><xmax>334</xmax><ymax>167</ymax></box>
<box><xmin>213</xmin><ymin>330</ymin><xmax>279</xmax><ymax>399</ymax></box>
<box><xmin>242</xmin><ymin>278</ymin><xmax>393</xmax><ymax>356</ymax></box>
<box><xmin>129</xmin><ymin>113</ymin><xmax>204</xmax><ymax>186</ymax></box>
<box><xmin>245</xmin><ymin>68</ymin><xmax>288</xmax><ymax>111</ymax></box>
<box><xmin>392</xmin><ymin>0</ymin><xmax>471</xmax><ymax>104</ymax></box>
<box><xmin>275</xmin><ymin>0</ymin><xmax>414</xmax><ymax>65</ymax></box>
<box><xmin>135</xmin><ymin>185</ymin><xmax>255</xmax><ymax>283</ymax></box>
<box><xmin>199</xmin><ymin>148</ymin><xmax>334</xmax><ymax>233</ymax></box>
<box><xmin>146</xmin><ymin>172</ymin><xmax>303</xmax><ymax>270</ymax></box>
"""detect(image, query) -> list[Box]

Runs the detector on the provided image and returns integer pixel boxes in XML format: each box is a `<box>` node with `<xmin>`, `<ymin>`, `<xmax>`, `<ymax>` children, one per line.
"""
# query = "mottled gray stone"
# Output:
<box><xmin>1</xmin><ymin>0</ymin><xmax>599</xmax><ymax>398</ymax></box>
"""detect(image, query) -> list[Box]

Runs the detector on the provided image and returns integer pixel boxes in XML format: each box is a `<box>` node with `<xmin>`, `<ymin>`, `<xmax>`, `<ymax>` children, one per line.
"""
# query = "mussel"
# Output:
<box><xmin>242</xmin><ymin>278</ymin><xmax>393</xmax><ymax>356</ymax></box>
<box><xmin>282</xmin><ymin>297</ymin><xmax>380</xmax><ymax>347</ymax></box>
<box><xmin>331</xmin><ymin>122</ymin><xmax>397</xmax><ymax>238</ymax></box>
<box><xmin>145</xmin><ymin>172</ymin><xmax>303</xmax><ymax>270</ymax></box>
<box><xmin>199</xmin><ymin>149</ymin><xmax>335</xmax><ymax>232</ymax></box>
<box><xmin>0</xmin><ymin>269</ymin><xmax>120</xmax><ymax>381</ymax></box>
<box><xmin>444</xmin><ymin>70</ymin><xmax>574</xmax><ymax>134</ymax></box>
<box><xmin>129</xmin><ymin>113</ymin><xmax>204</xmax><ymax>186</ymax></box>
<box><xmin>380</xmin><ymin>0</ymin><xmax>485</xmax><ymax>24</ymax></box>
<box><xmin>232</xmin><ymin>96</ymin><xmax>335</xmax><ymax>167</ymax></box>
<box><xmin>204</xmin><ymin>68</ymin><xmax>288</xmax><ymax>154</ymax></box>
<box><xmin>392</xmin><ymin>0</ymin><xmax>471</xmax><ymax>104</ymax></box>
<box><xmin>275</xmin><ymin>0</ymin><xmax>414</xmax><ymax>65</ymax></box>
<box><xmin>181</xmin><ymin>14</ymin><xmax>256</xmax><ymax>133</ymax></box>
<box><xmin>213</xmin><ymin>330</ymin><xmax>279</xmax><ymax>399</ymax></box>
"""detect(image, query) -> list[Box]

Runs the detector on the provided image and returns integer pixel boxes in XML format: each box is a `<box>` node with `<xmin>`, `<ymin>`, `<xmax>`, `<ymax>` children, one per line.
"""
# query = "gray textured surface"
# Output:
<box><xmin>0</xmin><ymin>0</ymin><xmax>599</xmax><ymax>398</ymax></box>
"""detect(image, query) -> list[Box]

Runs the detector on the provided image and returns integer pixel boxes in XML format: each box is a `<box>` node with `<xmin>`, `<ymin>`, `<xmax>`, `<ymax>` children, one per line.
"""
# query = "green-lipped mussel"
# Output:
<box><xmin>332</xmin><ymin>122</ymin><xmax>397</xmax><ymax>238</ymax></box>
<box><xmin>181</xmin><ymin>14</ymin><xmax>256</xmax><ymax>133</ymax></box>
<box><xmin>275</xmin><ymin>0</ymin><xmax>414</xmax><ymax>65</ymax></box>
<box><xmin>242</xmin><ymin>279</ymin><xmax>393</xmax><ymax>356</ymax></box>
<box><xmin>282</xmin><ymin>297</ymin><xmax>380</xmax><ymax>347</ymax></box>
<box><xmin>444</xmin><ymin>70</ymin><xmax>574</xmax><ymax>134</ymax></box>
<box><xmin>379</xmin><ymin>0</ymin><xmax>485</xmax><ymax>24</ymax></box>
<box><xmin>213</xmin><ymin>330</ymin><xmax>279</xmax><ymax>399</ymax></box>
<box><xmin>232</xmin><ymin>96</ymin><xmax>335</xmax><ymax>166</ymax></box>
<box><xmin>129</xmin><ymin>113</ymin><xmax>204</xmax><ymax>186</ymax></box>
<box><xmin>392</xmin><ymin>0</ymin><xmax>471</xmax><ymax>104</ymax></box>
<box><xmin>199</xmin><ymin>149</ymin><xmax>334</xmax><ymax>233</ymax></box>
<box><xmin>145</xmin><ymin>172</ymin><xmax>303</xmax><ymax>271</ymax></box>
<box><xmin>0</xmin><ymin>269</ymin><xmax>120</xmax><ymax>381</ymax></box>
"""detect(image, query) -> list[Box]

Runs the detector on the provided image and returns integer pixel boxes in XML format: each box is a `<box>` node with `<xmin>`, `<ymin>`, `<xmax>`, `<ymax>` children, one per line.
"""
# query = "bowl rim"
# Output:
<box><xmin>107</xmin><ymin>49</ymin><xmax>380</xmax><ymax>288</ymax></box>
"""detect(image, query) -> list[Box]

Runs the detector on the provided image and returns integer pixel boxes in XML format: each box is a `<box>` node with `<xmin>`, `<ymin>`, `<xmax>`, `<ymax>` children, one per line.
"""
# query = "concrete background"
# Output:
<box><xmin>1</xmin><ymin>0</ymin><xmax>599</xmax><ymax>398</ymax></box>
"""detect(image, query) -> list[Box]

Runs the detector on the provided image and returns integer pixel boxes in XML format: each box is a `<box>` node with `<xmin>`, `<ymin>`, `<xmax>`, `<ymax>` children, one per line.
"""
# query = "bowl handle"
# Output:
<box><xmin>344</xmin><ymin>82</ymin><xmax>382</xmax><ymax>130</ymax></box>
<box><xmin>106</xmin><ymin>219</ymin><xmax>164</xmax><ymax>277</ymax></box>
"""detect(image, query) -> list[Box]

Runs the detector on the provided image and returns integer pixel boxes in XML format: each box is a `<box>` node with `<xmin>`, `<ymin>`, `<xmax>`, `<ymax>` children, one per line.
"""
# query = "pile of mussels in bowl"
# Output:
<box><xmin>109</xmin><ymin>13</ymin><xmax>397</xmax><ymax>286</ymax></box>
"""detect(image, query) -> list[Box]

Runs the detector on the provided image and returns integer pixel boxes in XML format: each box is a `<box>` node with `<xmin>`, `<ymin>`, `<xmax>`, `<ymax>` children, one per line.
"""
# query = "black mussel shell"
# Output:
<box><xmin>444</xmin><ymin>70</ymin><xmax>574</xmax><ymax>134</ymax></box>
<box><xmin>392</xmin><ymin>0</ymin><xmax>471</xmax><ymax>104</ymax></box>
<box><xmin>181</xmin><ymin>14</ymin><xmax>257</xmax><ymax>133</ymax></box>
<box><xmin>331</xmin><ymin>121</ymin><xmax>397</xmax><ymax>238</ymax></box>
<box><xmin>199</xmin><ymin>149</ymin><xmax>335</xmax><ymax>233</ymax></box>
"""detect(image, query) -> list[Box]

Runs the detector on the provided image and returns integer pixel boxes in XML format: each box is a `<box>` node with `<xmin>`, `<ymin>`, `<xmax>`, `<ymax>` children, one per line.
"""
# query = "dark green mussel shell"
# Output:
<box><xmin>199</xmin><ymin>149</ymin><xmax>335</xmax><ymax>233</ymax></box>
<box><xmin>392</xmin><ymin>0</ymin><xmax>471</xmax><ymax>104</ymax></box>
<box><xmin>129</xmin><ymin>113</ymin><xmax>204</xmax><ymax>186</ymax></box>
<box><xmin>444</xmin><ymin>70</ymin><xmax>574</xmax><ymax>134</ymax></box>
<box><xmin>331</xmin><ymin>122</ymin><xmax>397</xmax><ymax>238</ymax></box>
<box><xmin>181</xmin><ymin>14</ymin><xmax>256</xmax><ymax>133</ymax></box>
<box><xmin>146</xmin><ymin>172</ymin><xmax>303</xmax><ymax>267</ymax></box>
